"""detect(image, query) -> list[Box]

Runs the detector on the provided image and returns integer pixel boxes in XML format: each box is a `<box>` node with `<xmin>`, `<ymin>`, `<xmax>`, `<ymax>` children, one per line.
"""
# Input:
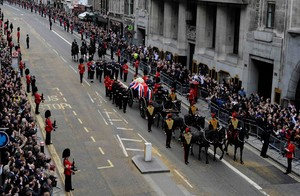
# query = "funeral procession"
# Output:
<box><xmin>2</xmin><ymin>0</ymin><xmax>300</xmax><ymax>195</ymax></box>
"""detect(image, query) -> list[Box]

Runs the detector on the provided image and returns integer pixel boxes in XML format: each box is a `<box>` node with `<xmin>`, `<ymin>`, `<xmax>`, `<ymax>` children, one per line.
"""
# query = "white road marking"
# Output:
<box><xmin>98</xmin><ymin>110</ymin><xmax>108</xmax><ymax>125</ymax></box>
<box><xmin>52</xmin><ymin>30</ymin><xmax>72</xmax><ymax>45</ymax></box>
<box><xmin>78</xmin><ymin>118</ymin><xmax>82</xmax><ymax>124</ymax></box>
<box><xmin>208</xmin><ymin>148</ymin><xmax>269</xmax><ymax>195</ymax></box>
<box><xmin>126</xmin><ymin>148</ymin><xmax>144</xmax><ymax>152</ymax></box>
<box><xmin>97</xmin><ymin>160</ymin><xmax>114</xmax><ymax>169</ymax></box>
<box><xmin>113</xmin><ymin>109</ymin><xmax>128</xmax><ymax>124</ymax></box>
<box><xmin>52</xmin><ymin>49</ymin><xmax>58</xmax><ymax>55</ymax></box>
<box><xmin>84</xmin><ymin>79</ymin><xmax>91</xmax><ymax>86</ymax></box>
<box><xmin>95</xmin><ymin>91</ymin><xmax>106</xmax><ymax>103</ymax></box>
<box><xmin>138</xmin><ymin>133</ymin><xmax>148</xmax><ymax>143</ymax></box>
<box><xmin>63</xmin><ymin>97</ymin><xmax>67</xmax><ymax>102</ymax></box>
<box><xmin>7</xmin><ymin>5</ymin><xmax>20</xmax><ymax>11</ymax></box>
<box><xmin>59</xmin><ymin>92</ymin><xmax>63</xmax><ymax>96</ymax></box>
<box><xmin>116</xmin><ymin>127</ymin><xmax>133</xmax><ymax>131</ymax></box>
<box><xmin>73</xmin><ymin>111</ymin><xmax>77</xmax><ymax>116</ymax></box>
<box><xmin>98</xmin><ymin>147</ymin><xmax>105</xmax><ymax>155</ymax></box>
<box><xmin>84</xmin><ymin>127</ymin><xmax>89</xmax><ymax>133</ymax></box>
<box><xmin>174</xmin><ymin>169</ymin><xmax>193</xmax><ymax>188</ymax></box>
<box><xmin>61</xmin><ymin>56</ymin><xmax>67</xmax><ymax>62</ymax></box>
<box><xmin>87</xmin><ymin>92</ymin><xmax>94</xmax><ymax>103</ymax></box>
<box><xmin>47</xmin><ymin>43</ymin><xmax>51</xmax><ymax>47</ymax></box>
<box><xmin>116</xmin><ymin>135</ymin><xmax>128</xmax><ymax>157</ymax></box>
<box><xmin>109</xmin><ymin>119</ymin><xmax>122</xmax><ymax>122</ymax></box>
<box><xmin>120</xmin><ymin>138</ymin><xmax>143</xmax><ymax>142</ymax></box>
<box><xmin>68</xmin><ymin>64</ymin><xmax>77</xmax><ymax>73</ymax></box>
<box><xmin>90</xmin><ymin>136</ymin><xmax>96</xmax><ymax>142</ymax></box>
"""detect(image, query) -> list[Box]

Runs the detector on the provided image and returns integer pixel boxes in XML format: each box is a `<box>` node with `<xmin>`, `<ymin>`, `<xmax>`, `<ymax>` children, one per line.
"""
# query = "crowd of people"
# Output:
<box><xmin>0</xmin><ymin>11</ymin><xmax>58</xmax><ymax>196</ymax></box>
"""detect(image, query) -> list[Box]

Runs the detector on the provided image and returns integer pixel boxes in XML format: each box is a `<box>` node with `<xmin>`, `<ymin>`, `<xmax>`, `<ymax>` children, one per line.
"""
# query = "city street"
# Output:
<box><xmin>3</xmin><ymin>3</ymin><xmax>300</xmax><ymax>196</ymax></box>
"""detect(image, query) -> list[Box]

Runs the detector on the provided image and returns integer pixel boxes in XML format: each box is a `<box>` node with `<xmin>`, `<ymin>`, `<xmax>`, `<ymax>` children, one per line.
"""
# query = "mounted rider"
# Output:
<box><xmin>188</xmin><ymin>101</ymin><xmax>198</xmax><ymax>118</ymax></box>
<box><xmin>228</xmin><ymin>112</ymin><xmax>239</xmax><ymax>141</ymax></box>
<box><xmin>208</xmin><ymin>113</ymin><xmax>219</xmax><ymax>131</ymax></box>
<box><xmin>168</xmin><ymin>88</ymin><xmax>177</xmax><ymax>101</ymax></box>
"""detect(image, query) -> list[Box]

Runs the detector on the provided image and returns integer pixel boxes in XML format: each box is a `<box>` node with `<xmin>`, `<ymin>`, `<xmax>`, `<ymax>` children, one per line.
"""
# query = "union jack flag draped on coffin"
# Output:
<box><xmin>129</xmin><ymin>79</ymin><xmax>152</xmax><ymax>101</ymax></box>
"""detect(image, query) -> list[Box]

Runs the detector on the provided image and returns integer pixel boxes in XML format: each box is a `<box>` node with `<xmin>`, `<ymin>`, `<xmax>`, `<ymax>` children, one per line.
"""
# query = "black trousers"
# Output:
<box><xmin>45</xmin><ymin>131</ymin><xmax>51</xmax><ymax>145</ymax></box>
<box><xmin>65</xmin><ymin>174</ymin><xmax>72</xmax><ymax>192</ymax></box>
<box><xmin>184</xmin><ymin>143</ymin><xmax>191</xmax><ymax>163</ymax></box>
<box><xmin>123</xmin><ymin>100</ymin><xmax>127</xmax><ymax>113</ymax></box>
<box><xmin>80</xmin><ymin>73</ymin><xmax>83</xmax><ymax>83</ymax></box>
<box><xmin>35</xmin><ymin>103</ymin><xmax>40</xmax><ymax>114</ymax></box>
<box><xmin>148</xmin><ymin>116</ymin><xmax>153</xmax><ymax>131</ymax></box>
<box><xmin>99</xmin><ymin>71</ymin><xmax>103</xmax><ymax>82</ymax></box>
<box><xmin>287</xmin><ymin>158</ymin><xmax>292</xmax><ymax>173</ymax></box>
<box><xmin>166</xmin><ymin>130</ymin><xmax>172</xmax><ymax>147</ymax></box>
<box><xmin>124</xmin><ymin>73</ymin><xmax>128</xmax><ymax>82</ymax></box>
<box><xmin>26</xmin><ymin>83</ymin><xmax>30</xmax><ymax>93</ymax></box>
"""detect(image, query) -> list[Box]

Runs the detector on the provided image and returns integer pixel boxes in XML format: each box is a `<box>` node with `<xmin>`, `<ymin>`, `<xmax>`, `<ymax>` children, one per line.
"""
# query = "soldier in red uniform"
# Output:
<box><xmin>78</xmin><ymin>58</ymin><xmax>85</xmax><ymax>83</ymax></box>
<box><xmin>104</xmin><ymin>75</ymin><xmax>111</xmax><ymax>97</ymax></box>
<box><xmin>284</xmin><ymin>139</ymin><xmax>296</xmax><ymax>174</ymax></box>
<box><xmin>34</xmin><ymin>87</ymin><xmax>42</xmax><ymax>114</ymax></box>
<box><xmin>45</xmin><ymin>110</ymin><xmax>53</xmax><ymax>145</ymax></box>
<box><xmin>62</xmin><ymin>148</ymin><xmax>74</xmax><ymax>192</ymax></box>
<box><xmin>19</xmin><ymin>60</ymin><xmax>24</xmax><ymax>77</ymax></box>
<box><xmin>188</xmin><ymin>87</ymin><xmax>195</xmax><ymax>105</ymax></box>
<box><xmin>86</xmin><ymin>57</ymin><xmax>93</xmax><ymax>79</ymax></box>
<box><xmin>122</xmin><ymin>60</ymin><xmax>129</xmax><ymax>82</ymax></box>
<box><xmin>25</xmin><ymin>68</ymin><xmax>31</xmax><ymax>93</ymax></box>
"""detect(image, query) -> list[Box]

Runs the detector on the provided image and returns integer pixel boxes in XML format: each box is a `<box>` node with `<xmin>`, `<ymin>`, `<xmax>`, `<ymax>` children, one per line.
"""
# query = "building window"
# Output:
<box><xmin>125</xmin><ymin>0</ymin><xmax>134</xmax><ymax>15</ymax></box>
<box><xmin>266</xmin><ymin>3</ymin><xmax>275</xmax><ymax>28</ymax></box>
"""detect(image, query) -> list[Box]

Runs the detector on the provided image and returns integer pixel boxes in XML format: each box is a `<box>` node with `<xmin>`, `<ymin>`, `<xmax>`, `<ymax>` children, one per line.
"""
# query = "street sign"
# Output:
<box><xmin>0</xmin><ymin>131</ymin><xmax>9</xmax><ymax>148</ymax></box>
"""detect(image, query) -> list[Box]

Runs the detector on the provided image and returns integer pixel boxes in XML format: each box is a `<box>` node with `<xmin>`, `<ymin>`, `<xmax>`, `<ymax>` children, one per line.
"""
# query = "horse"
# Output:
<box><xmin>224</xmin><ymin>125</ymin><xmax>249</xmax><ymax>164</ymax></box>
<box><xmin>210</xmin><ymin>126</ymin><xmax>226</xmax><ymax>161</ymax></box>
<box><xmin>189</xmin><ymin>127</ymin><xmax>213</xmax><ymax>164</ymax></box>
<box><xmin>184</xmin><ymin>113</ymin><xmax>205</xmax><ymax>130</ymax></box>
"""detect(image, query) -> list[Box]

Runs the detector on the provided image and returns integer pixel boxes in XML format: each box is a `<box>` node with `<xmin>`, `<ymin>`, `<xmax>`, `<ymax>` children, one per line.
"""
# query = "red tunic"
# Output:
<box><xmin>64</xmin><ymin>158</ymin><xmax>72</xmax><ymax>175</ymax></box>
<box><xmin>122</xmin><ymin>64</ymin><xmax>129</xmax><ymax>73</ymax></box>
<box><xmin>45</xmin><ymin>118</ymin><xmax>53</xmax><ymax>133</ymax></box>
<box><xmin>286</xmin><ymin>142</ymin><xmax>295</xmax><ymax>159</ymax></box>
<box><xmin>35</xmin><ymin>93</ymin><xmax>41</xmax><ymax>104</ymax></box>
<box><xmin>26</xmin><ymin>75</ymin><xmax>31</xmax><ymax>84</ymax></box>
<box><xmin>78</xmin><ymin>63</ymin><xmax>85</xmax><ymax>74</ymax></box>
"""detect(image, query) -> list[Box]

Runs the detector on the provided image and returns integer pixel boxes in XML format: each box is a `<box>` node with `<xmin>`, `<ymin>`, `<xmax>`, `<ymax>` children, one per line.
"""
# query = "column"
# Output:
<box><xmin>195</xmin><ymin>4</ymin><xmax>207</xmax><ymax>54</ymax></box>
<box><xmin>215</xmin><ymin>6</ymin><xmax>228</xmax><ymax>59</ymax></box>
<box><xmin>150</xmin><ymin>0</ymin><xmax>159</xmax><ymax>35</ymax></box>
<box><xmin>177</xmin><ymin>2</ymin><xmax>186</xmax><ymax>50</ymax></box>
<box><xmin>163</xmin><ymin>1</ymin><xmax>172</xmax><ymax>43</ymax></box>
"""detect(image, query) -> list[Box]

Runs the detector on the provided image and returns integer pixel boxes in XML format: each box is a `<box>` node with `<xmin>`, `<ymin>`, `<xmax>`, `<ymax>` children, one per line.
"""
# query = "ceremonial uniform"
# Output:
<box><xmin>164</xmin><ymin>114</ymin><xmax>174</xmax><ymax>148</ymax></box>
<box><xmin>188</xmin><ymin>103</ymin><xmax>198</xmax><ymax>117</ymax></box>
<box><xmin>26</xmin><ymin>74</ymin><xmax>31</xmax><ymax>93</ymax></box>
<box><xmin>183</xmin><ymin>128</ymin><xmax>192</xmax><ymax>164</ymax></box>
<box><xmin>63</xmin><ymin>157</ymin><xmax>73</xmax><ymax>192</ymax></box>
<box><xmin>78</xmin><ymin>60</ymin><xmax>85</xmax><ymax>83</ymax></box>
<box><xmin>122</xmin><ymin>89</ymin><xmax>128</xmax><ymax>113</ymax></box>
<box><xmin>209</xmin><ymin>113</ymin><xmax>219</xmax><ymax>131</ymax></box>
<box><xmin>147</xmin><ymin>102</ymin><xmax>155</xmax><ymax>132</ymax></box>
<box><xmin>86</xmin><ymin>60</ymin><xmax>92</xmax><ymax>79</ymax></box>
<box><xmin>285</xmin><ymin>140</ymin><xmax>296</xmax><ymax>174</ymax></box>
<box><xmin>45</xmin><ymin>114</ymin><xmax>53</xmax><ymax>145</ymax></box>
<box><xmin>19</xmin><ymin>60</ymin><xmax>24</xmax><ymax>77</ymax></box>
<box><xmin>168</xmin><ymin>89</ymin><xmax>177</xmax><ymax>101</ymax></box>
<box><xmin>122</xmin><ymin>63</ymin><xmax>129</xmax><ymax>82</ymax></box>
<box><xmin>228</xmin><ymin>113</ymin><xmax>239</xmax><ymax>140</ymax></box>
<box><xmin>104</xmin><ymin>76</ymin><xmax>111</xmax><ymax>97</ymax></box>
<box><xmin>34</xmin><ymin>92</ymin><xmax>42</xmax><ymax>114</ymax></box>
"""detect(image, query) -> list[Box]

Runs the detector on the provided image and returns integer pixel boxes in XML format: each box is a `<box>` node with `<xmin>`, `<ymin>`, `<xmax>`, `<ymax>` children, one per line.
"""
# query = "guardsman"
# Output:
<box><xmin>45</xmin><ymin>110</ymin><xmax>54</xmax><ymax>145</ymax></box>
<box><xmin>34</xmin><ymin>87</ymin><xmax>42</xmax><ymax>114</ymax></box>
<box><xmin>208</xmin><ymin>113</ymin><xmax>219</xmax><ymax>131</ymax></box>
<box><xmin>86</xmin><ymin>57</ymin><xmax>93</xmax><ymax>79</ymax></box>
<box><xmin>25</xmin><ymin>68</ymin><xmax>31</xmax><ymax>93</ymax></box>
<box><xmin>104</xmin><ymin>75</ymin><xmax>111</xmax><ymax>97</ymax></box>
<box><xmin>122</xmin><ymin>60</ymin><xmax>129</xmax><ymax>82</ymax></box>
<box><xmin>183</xmin><ymin>127</ymin><xmax>192</xmax><ymax>165</ymax></box>
<box><xmin>19</xmin><ymin>60</ymin><xmax>24</xmax><ymax>77</ymax></box>
<box><xmin>78</xmin><ymin>58</ymin><xmax>85</xmax><ymax>83</ymax></box>
<box><xmin>31</xmin><ymin>75</ymin><xmax>36</xmax><ymax>96</ymax></box>
<box><xmin>164</xmin><ymin>114</ymin><xmax>174</xmax><ymax>148</ymax></box>
<box><xmin>168</xmin><ymin>88</ymin><xmax>177</xmax><ymax>101</ymax></box>
<box><xmin>284</xmin><ymin>139</ymin><xmax>296</xmax><ymax>174</ymax></box>
<box><xmin>62</xmin><ymin>148</ymin><xmax>74</xmax><ymax>192</ymax></box>
<box><xmin>108</xmin><ymin>78</ymin><xmax>113</xmax><ymax>101</ymax></box>
<box><xmin>122</xmin><ymin>88</ymin><xmax>129</xmax><ymax>113</ymax></box>
<box><xmin>188</xmin><ymin>101</ymin><xmax>198</xmax><ymax>117</ymax></box>
<box><xmin>146</xmin><ymin>101</ymin><xmax>155</xmax><ymax>132</ymax></box>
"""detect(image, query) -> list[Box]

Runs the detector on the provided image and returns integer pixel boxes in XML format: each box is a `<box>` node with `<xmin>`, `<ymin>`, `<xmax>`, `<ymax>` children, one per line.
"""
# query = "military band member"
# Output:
<box><xmin>165</xmin><ymin>114</ymin><xmax>174</xmax><ymax>148</ymax></box>
<box><xmin>183</xmin><ymin>127</ymin><xmax>192</xmax><ymax>165</ymax></box>
<box><xmin>147</xmin><ymin>101</ymin><xmax>155</xmax><ymax>132</ymax></box>
<box><xmin>45</xmin><ymin>110</ymin><xmax>53</xmax><ymax>145</ymax></box>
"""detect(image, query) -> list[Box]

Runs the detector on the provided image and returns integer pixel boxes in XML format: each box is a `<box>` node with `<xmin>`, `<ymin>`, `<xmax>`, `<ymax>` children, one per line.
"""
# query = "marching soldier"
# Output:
<box><xmin>146</xmin><ymin>101</ymin><xmax>155</xmax><ymax>132</ymax></box>
<box><xmin>118</xmin><ymin>88</ymin><xmax>123</xmax><ymax>110</ymax></box>
<box><xmin>90</xmin><ymin>61</ymin><xmax>96</xmax><ymax>83</ymax></box>
<box><xmin>98</xmin><ymin>61</ymin><xmax>104</xmax><ymax>82</ymax></box>
<box><xmin>34</xmin><ymin>87</ymin><xmax>42</xmax><ymax>114</ymax></box>
<box><xmin>122</xmin><ymin>60</ymin><xmax>129</xmax><ymax>82</ymax></box>
<box><xmin>114</xmin><ymin>62</ymin><xmax>120</xmax><ymax>80</ymax></box>
<box><xmin>104</xmin><ymin>75</ymin><xmax>111</xmax><ymax>97</ymax></box>
<box><xmin>86</xmin><ymin>57</ymin><xmax>93</xmax><ymax>79</ymax></box>
<box><xmin>165</xmin><ymin>114</ymin><xmax>174</xmax><ymax>148</ymax></box>
<box><xmin>183</xmin><ymin>127</ymin><xmax>192</xmax><ymax>165</ymax></box>
<box><xmin>62</xmin><ymin>148</ymin><xmax>74</xmax><ymax>192</ymax></box>
<box><xmin>78</xmin><ymin>58</ymin><xmax>85</xmax><ymax>83</ymax></box>
<box><xmin>25</xmin><ymin>68</ymin><xmax>31</xmax><ymax>93</ymax></box>
<box><xmin>208</xmin><ymin>113</ymin><xmax>219</xmax><ymax>131</ymax></box>
<box><xmin>122</xmin><ymin>88</ymin><xmax>129</xmax><ymax>113</ymax></box>
<box><xmin>45</xmin><ymin>110</ymin><xmax>54</xmax><ymax>145</ymax></box>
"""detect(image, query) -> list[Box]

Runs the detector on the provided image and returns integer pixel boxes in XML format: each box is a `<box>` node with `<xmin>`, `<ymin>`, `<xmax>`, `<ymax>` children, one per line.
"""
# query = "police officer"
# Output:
<box><xmin>45</xmin><ymin>110</ymin><xmax>54</xmax><ymax>145</ymax></box>
<box><xmin>260</xmin><ymin>125</ymin><xmax>271</xmax><ymax>158</ymax></box>
<box><xmin>122</xmin><ymin>88</ymin><xmax>129</xmax><ymax>113</ymax></box>
<box><xmin>165</xmin><ymin>114</ymin><xmax>174</xmax><ymax>148</ymax></box>
<box><xmin>183</xmin><ymin>127</ymin><xmax>192</xmax><ymax>165</ymax></box>
<box><xmin>146</xmin><ymin>101</ymin><xmax>155</xmax><ymax>132</ymax></box>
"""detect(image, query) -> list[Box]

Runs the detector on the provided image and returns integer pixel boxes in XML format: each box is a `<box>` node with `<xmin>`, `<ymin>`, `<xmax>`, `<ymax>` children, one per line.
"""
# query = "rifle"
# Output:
<box><xmin>71</xmin><ymin>159</ymin><xmax>78</xmax><ymax>174</ymax></box>
<box><xmin>52</xmin><ymin>120</ymin><xmax>58</xmax><ymax>131</ymax></box>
